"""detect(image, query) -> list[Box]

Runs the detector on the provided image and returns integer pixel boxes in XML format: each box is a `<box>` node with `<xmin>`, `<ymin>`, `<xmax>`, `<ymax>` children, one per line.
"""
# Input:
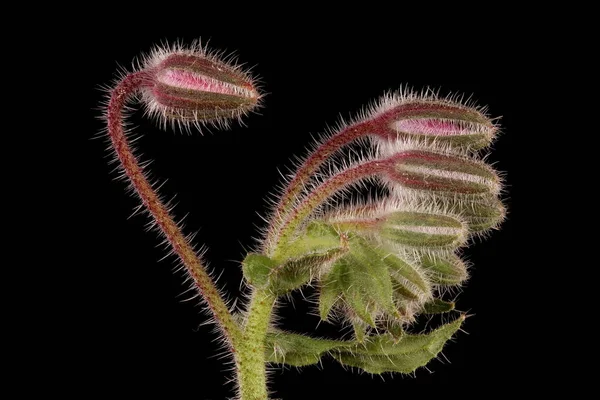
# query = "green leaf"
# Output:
<box><xmin>265</xmin><ymin>331</ymin><xmax>352</xmax><ymax>367</ymax></box>
<box><xmin>432</xmin><ymin>195</ymin><xmax>505</xmax><ymax>234</ymax></box>
<box><xmin>332</xmin><ymin>315</ymin><xmax>465</xmax><ymax>374</ymax></box>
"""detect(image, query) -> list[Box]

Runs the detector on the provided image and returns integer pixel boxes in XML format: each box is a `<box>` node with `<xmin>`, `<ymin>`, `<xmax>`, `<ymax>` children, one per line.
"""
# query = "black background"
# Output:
<box><xmin>79</xmin><ymin>15</ymin><xmax>521</xmax><ymax>399</ymax></box>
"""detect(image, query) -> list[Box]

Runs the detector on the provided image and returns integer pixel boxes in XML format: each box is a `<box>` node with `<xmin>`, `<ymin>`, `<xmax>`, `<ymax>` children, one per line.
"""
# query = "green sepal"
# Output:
<box><xmin>244</xmin><ymin>222</ymin><xmax>347</xmax><ymax>294</ymax></box>
<box><xmin>422</xmin><ymin>298</ymin><xmax>455</xmax><ymax>314</ymax></box>
<box><xmin>342</xmin><ymin>236</ymin><xmax>397</xmax><ymax>325</ymax></box>
<box><xmin>461</xmin><ymin>196</ymin><xmax>506</xmax><ymax>233</ymax></box>
<box><xmin>268</xmin><ymin>246</ymin><xmax>347</xmax><ymax>295</ymax></box>
<box><xmin>318</xmin><ymin>260</ymin><xmax>344</xmax><ymax>320</ymax></box>
<box><xmin>332</xmin><ymin>315</ymin><xmax>465</xmax><ymax>374</ymax></box>
<box><xmin>351</xmin><ymin>318</ymin><xmax>369</xmax><ymax>343</ymax></box>
<box><xmin>420</xmin><ymin>253</ymin><xmax>468</xmax><ymax>285</ymax></box>
<box><xmin>383</xmin><ymin>251</ymin><xmax>431</xmax><ymax>302</ymax></box>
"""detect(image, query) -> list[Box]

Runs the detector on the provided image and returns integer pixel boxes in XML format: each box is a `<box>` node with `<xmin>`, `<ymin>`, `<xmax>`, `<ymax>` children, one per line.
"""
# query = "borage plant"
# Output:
<box><xmin>101</xmin><ymin>40</ymin><xmax>505</xmax><ymax>400</ymax></box>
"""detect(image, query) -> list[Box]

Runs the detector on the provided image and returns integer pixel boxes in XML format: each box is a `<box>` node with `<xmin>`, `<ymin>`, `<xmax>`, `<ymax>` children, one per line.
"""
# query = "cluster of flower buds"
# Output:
<box><xmin>243</xmin><ymin>90</ymin><xmax>505</xmax><ymax>361</ymax></box>
<box><xmin>106</xmin><ymin>40</ymin><xmax>506</xmax><ymax>383</ymax></box>
<box><xmin>133</xmin><ymin>44</ymin><xmax>504</xmax><ymax>368</ymax></box>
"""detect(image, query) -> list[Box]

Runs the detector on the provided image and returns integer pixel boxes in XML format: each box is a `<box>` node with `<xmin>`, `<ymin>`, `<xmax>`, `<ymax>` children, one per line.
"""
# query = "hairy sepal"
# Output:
<box><xmin>243</xmin><ymin>222</ymin><xmax>347</xmax><ymax>294</ymax></box>
<box><xmin>319</xmin><ymin>235</ymin><xmax>433</xmax><ymax>326</ymax></box>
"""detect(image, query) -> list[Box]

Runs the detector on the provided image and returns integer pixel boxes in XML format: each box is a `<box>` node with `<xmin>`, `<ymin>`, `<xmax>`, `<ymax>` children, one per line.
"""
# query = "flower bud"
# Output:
<box><xmin>327</xmin><ymin>202</ymin><xmax>468</xmax><ymax>250</ymax></box>
<box><xmin>459</xmin><ymin>195</ymin><xmax>506</xmax><ymax>233</ymax></box>
<box><xmin>420</xmin><ymin>253</ymin><xmax>468</xmax><ymax>286</ymax></box>
<box><xmin>319</xmin><ymin>235</ymin><xmax>433</xmax><ymax>326</ymax></box>
<box><xmin>389</xmin><ymin>101</ymin><xmax>496</xmax><ymax>150</ymax></box>
<box><xmin>141</xmin><ymin>45</ymin><xmax>260</xmax><ymax>127</ymax></box>
<box><xmin>387</xmin><ymin>150</ymin><xmax>501</xmax><ymax>196</ymax></box>
<box><xmin>380</xmin><ymin>211</ymin><xmax>467</xmax><ymax>249</ymax></box>
<box><xmin>422</xmin><ymin>298</ymin><xmax>455</xmax><ymax>314</ymax></box>
<box><xmin>364</xmin><ymin>93</ymin><xmax>498</xmax><ymax>151</ymax></box>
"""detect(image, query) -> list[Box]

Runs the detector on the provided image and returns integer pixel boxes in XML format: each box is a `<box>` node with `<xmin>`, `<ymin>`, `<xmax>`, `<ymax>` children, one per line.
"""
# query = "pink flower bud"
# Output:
<box><xmin>385</xmin><ymin>150</ymin><xmax>501</xmax><ymax>196</ymax></box>
<box><xmin>139</xmin><ymin>43</ymin><xmax>261</xmax><ymax>128</ymax></box>
<box><xmin>364</xmin><ymin>91</ymin><xmax>498</xmax><ymax>151</ymax></box>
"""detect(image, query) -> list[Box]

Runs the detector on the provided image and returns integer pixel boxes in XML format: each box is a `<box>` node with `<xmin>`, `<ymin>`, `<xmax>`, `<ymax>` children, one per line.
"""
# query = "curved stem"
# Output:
<box><xmin>271</xmin><ymin>159</ymin><xmax>390</xmax><ymax>258</ymax></box>
<box><xmin>236</xmin><ymin>288</ymin><xmax>276</xmax><ymax>400</ymax></box>
<box><xmin>264</xmin><ymin>122</ymin><xmax>372</xmax><ymax>252</ymax></box>
<box><xmin>106</xmin><ymin>72</ymin><xmax>240</xmax><ymax>345</ymax></box>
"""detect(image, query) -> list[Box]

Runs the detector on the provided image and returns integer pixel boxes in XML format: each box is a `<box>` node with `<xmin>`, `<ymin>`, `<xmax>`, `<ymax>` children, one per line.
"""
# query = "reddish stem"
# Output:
<box><xmin>106</xmin><ymin>71</ymin><xmax>240</xmax><ymax>345</ymax></box>
<box><xmin>265</xmin><ymin>121</ymin><xmax>373</xmax><ymax>253</ymax></box>
<box><xmin>271</xmin><ymin>158</ymin><xmax>392</xmax><ymax>256</ymax></box>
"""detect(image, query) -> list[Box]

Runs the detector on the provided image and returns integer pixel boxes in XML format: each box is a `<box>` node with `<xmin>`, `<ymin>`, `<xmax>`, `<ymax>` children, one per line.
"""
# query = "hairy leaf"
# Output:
<box><xmin>332</xmin><ymin>315</ymin><xmax>464</xmax><ymax>374</ymax></box>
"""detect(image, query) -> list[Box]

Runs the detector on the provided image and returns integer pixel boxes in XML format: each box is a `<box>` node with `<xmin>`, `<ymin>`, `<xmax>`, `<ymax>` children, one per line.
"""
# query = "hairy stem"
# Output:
<box><xmin>107</xmin><ymin>72</ymin><xmax>240</xmax><ymax>345</ymax></box>
<box><xmin>265</xmin><ymin>122</ymin><xmax>372</xmax><ymax>252</ymax></box>
<box><xmin>236</xmin><ymin>288</ymin><xmax>276</xmax><ymax>400</ymax></box>
<box><xmin>271</xmin><ymin>159</ymin><xmax>389</xmax><ymax>257</ymax></box>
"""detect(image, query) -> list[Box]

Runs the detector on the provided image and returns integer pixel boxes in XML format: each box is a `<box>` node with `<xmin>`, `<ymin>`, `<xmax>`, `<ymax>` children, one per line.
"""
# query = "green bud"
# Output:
<box><xmin>379</xmin><ymin>211</ymin><xmax>468</xmax><ymax>249</ymax></box>
<box><xmin>420</xmin><ymin>253</ymin><xmax>468</xmax><ymax>286</ymax></box>
<box><xmin>423</xmin><ymin>298</ymin><xmax>455</xmax><ymax>314</ymax></box>
<box><xmin>327</xmin><ymin>202</ymin><xmax>468</xmax><ymax>251</ymax></box>
<box><xmin>242</xmin><ymin>253</ymin><xmax>277</xmax><ymax>288</ymax></box>
<box><xmin>383</xmin><ymin>250</ymin><xmax>431</xmax><ymax>304</ymax></box>
<box><xmin>388</xmin><ymin>150</ymin><xmax>501</xmax><ymax>196</ymax></box>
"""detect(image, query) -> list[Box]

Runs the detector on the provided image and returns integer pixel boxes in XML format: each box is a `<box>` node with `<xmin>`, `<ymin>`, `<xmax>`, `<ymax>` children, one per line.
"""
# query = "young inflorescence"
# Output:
<box><xmin>102</xmin><ymin>40</ymin><xmax>505</xmax><ymax>400</ymax></box>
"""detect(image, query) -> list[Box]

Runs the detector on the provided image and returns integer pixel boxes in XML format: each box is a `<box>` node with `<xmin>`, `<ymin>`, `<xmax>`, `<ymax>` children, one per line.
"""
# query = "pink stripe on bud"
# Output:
<box><xmin>365</xmin><ymin>97</ymin><xmax>498</xmax><ymax>151</ymax></box>
<box><xmin>385</xmin><ymin>150</ymin><xmax>500</xmax><ymax>195</ymax></box>
<box><xmin>141</xmin><ymin>50</ymin><xmax>260</xmax><ymax>126</ymax></box>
